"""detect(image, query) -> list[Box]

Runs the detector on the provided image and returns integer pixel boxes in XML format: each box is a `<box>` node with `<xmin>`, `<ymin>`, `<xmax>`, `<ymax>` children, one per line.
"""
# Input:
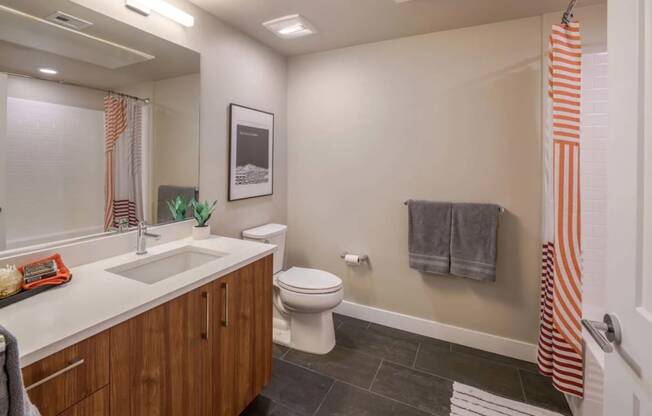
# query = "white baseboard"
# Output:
<box><xmin>334</xmin><ymin>300</ymin><xmax>538</xmax><ymax>363</ymax></box>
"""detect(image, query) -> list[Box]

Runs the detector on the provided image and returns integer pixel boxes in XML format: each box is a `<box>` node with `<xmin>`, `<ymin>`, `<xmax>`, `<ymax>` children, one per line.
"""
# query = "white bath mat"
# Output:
<box><xmin>450</xmin><ymin>382</ymin><xmax>565</xmax><ymax>416</ymax></box>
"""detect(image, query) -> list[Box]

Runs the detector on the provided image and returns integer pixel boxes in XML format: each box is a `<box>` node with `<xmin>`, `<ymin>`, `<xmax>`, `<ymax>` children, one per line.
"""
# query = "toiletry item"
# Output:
<box><xmin>23</xmin><ymin>259</ymin><xmax>58</xmax><ymax>284</ymax></box>
<box><xmin>0</xmin><ymin>265</ymin><xmax>23</xmax><ymax>299</ymax></box>
<box><xmin>20</xmin><ymin>254</ymin><xmax>71</xmax><ymax>291</ymax></box>
<box><xmin>344</xmin><ymin>254</ymin><xmax>362</xmax><ymax>265</ymax></box>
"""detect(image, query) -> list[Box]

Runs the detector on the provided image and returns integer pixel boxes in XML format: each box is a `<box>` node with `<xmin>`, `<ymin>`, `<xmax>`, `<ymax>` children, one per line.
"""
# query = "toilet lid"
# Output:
<box><xmin>277</xmin><ymin>267</ymin><xmax>342</xmax><ymax>294</ymax></box>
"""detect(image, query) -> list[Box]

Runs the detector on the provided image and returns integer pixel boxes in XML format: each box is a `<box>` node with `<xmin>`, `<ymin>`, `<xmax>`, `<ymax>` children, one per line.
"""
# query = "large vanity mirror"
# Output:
<box><xmin>0</xmin><ymin>2</ymin><xmax>200</xmax><ymax>252</ymax></box>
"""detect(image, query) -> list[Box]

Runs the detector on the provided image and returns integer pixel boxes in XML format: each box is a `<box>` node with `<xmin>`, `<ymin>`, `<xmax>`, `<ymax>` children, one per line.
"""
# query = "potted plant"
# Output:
<box><xmin>165</xmin><ymin>196</ymin><xmax>189</xmax><ymax>222</ymax></box>
<box><xmin>190</xmin><ymin>199</ymin><xmax>217</xmax><ymax>240</ymax></box>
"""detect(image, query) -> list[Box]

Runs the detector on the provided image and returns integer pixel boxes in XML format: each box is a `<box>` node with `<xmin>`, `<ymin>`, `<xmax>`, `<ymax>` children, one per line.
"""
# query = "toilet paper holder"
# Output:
<box><xmin>339</xmin><ymin>252</ymin><xmax>369</xmax><ymax>264</ymax></box>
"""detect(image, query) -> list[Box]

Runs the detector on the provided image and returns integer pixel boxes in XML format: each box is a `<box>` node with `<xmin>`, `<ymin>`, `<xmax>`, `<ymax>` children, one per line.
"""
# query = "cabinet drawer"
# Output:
<box><xmin>58</xmin><ymin>386</ymin><xmax>109</xmax><ymax>416</ymax></box>
<box><xmin>22</xmin><ymin>331</ymin><xmax>110</xmax><ymax>416</ymax></box>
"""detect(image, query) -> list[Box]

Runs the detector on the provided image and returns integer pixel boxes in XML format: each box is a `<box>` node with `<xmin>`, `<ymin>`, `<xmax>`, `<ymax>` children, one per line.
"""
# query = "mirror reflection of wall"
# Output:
<box><xmin>0</xmin><ymin>3</ymin><xmax>200</xmax><ymax>252</ymax></box>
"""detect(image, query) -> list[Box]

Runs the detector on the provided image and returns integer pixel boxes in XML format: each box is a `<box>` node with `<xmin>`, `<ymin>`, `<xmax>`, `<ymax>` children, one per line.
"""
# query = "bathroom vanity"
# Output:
<box><xmin>1</xmin><ymin>235</ymin><xmax>275</xmax><ymax>416</ymax></box>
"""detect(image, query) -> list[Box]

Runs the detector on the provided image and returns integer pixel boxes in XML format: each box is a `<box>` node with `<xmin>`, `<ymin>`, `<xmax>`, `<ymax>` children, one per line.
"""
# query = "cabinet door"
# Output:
<box><xmin>212</xmin><ymin>256</ymin><xmax>273</xmax><ymax>416</ymax></box>
<box><xmin>110</xmin><ymin>285</ymin><xmax>212</xmax><ymax>416</ymax></box>
<box><xmin>58</xmin><ymin>386</ymin><xmax>109</xmax><ymax>416</ymax></box>
<box><xmin>22</xmin><ymin>331</ymin><xmax>109</xmax><ymax>416</ymax></box>
<box><xmin>212</xmin><ymin>271</ymin><xmax>238</xmax><ymax>416</ymax></box>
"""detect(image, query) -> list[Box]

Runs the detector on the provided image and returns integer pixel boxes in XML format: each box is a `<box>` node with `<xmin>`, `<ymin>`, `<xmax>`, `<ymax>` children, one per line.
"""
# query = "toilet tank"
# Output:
<box><xmin>242</xmin><ymin>223</ymin><xmax>287</xmax><ymax>274</ymax></box>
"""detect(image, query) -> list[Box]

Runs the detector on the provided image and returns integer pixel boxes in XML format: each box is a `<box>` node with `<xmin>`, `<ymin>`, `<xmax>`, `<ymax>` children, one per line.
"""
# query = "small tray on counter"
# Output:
<box><xmin>0</xmin><ymin>277</ymin><xmax>72</xmax><ymax>309</ymax></box>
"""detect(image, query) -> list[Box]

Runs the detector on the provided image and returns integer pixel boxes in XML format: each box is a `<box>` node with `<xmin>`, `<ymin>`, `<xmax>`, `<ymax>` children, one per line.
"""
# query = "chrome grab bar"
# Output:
<box><xmin>581</xmin><ymin>313</ymin><xmax>622</xmax><ymax>353</ymax></box>
<box><xmin>25</xmin><ymin>359</ymin><xmax>85</xmax><ymax>391</ymax></box>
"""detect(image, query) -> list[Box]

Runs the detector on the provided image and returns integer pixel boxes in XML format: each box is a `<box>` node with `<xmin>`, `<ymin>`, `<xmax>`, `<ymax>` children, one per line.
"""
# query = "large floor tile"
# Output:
<box><xmin>371</xmin><ymin>361</ymin><xmax>452</xmax><ymax>415</ymax></box>
<box><xmin>273</xmin><ymin>343</ymin><xmax>289</xmax><ymax>359</ymax></box>
<box><xmin>520</xmin><ymin>370</ymin><xmax>572</xmax><ymax>415</ymax></box>
<box><xmin>415</xmin><ymin>342</ymin><xmax>525</xmax><ymax>401</ymax></box>
<box><xmin>240</xmin><ymin>396</ymin><xmax>308</xmax><ymax>416</ymax></box>
<box><xmin>261</xmin><ymin>359</ymin><xmax>334</xmax><ymax>415</ymax></box>
<box><xmin>336</xmin><ymin>321</ymin><xmax>419</xmax><ymax>366</ymax></box>
<box><xmin>368</xmin><ymin>323</ymin><xmax>450</xmax><ymax>350</ymax></box>
<box><xmin>284</xmin><ymin>345</ymin><xmax>382</xmax><ymax>389</ymax></box>
<box><xmin>316</xmin><ymin>382</ymin><xmax>430</xmax><ymax>416</ymax></box>
<box><xmin>333</xmin><ymin>313</ymin><xmax>369</xmax><ymax>329</ymax></box>
<box><xmin>451</xmin><ymin>343</ymin><xmax>539</xmax><ymax>373</ymax></box>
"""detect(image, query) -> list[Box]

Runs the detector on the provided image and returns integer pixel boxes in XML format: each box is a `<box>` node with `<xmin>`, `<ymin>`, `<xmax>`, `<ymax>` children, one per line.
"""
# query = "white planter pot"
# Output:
<box><xmin>192</xmin><ymin>226</ymin><xmax>210</xmax><ymax>240</ymax></box>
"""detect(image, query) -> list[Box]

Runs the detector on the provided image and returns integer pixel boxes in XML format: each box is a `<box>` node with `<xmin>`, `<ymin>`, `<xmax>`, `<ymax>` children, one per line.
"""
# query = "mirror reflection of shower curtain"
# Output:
<box><xmin>104</xmin><ymin>96</ymin><xmax>145</xmax><ymax>230</ymax></box>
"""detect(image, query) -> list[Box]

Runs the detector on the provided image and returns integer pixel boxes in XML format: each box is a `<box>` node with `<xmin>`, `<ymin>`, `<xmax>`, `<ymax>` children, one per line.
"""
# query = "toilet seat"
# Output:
<box><xmin>277</xmin><ymin>267</ymin><xmax>342</xmax><ymax>294</ymax></box>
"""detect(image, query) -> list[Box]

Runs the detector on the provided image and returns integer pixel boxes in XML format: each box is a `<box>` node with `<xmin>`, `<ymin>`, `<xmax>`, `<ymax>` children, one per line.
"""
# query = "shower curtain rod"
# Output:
<box><xmin>6</xmin><ymin>72</ymin><xmax>150</xmax><ymax>104</ymax></box>
<box><xmin>562</xmin><ymin>0</ymin><xmax>578</xmax><ymax>25</ymax></box>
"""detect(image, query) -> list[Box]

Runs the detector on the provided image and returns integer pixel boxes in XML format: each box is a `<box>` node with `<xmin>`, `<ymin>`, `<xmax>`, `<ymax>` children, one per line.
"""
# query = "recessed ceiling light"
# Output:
<box><xmin>125</xmin><ymin>0</ymin><xmax>194</xmax><ymax>27</ymax></box>
<box><xmin>38</xmin><ymin>68</ymin><xmax>58</xmax><ymax>75</ymax></box>
<box><xmin>263</xmin><ymin>15</ymin><xmax>316</xmax><ymax>39</ymax></box>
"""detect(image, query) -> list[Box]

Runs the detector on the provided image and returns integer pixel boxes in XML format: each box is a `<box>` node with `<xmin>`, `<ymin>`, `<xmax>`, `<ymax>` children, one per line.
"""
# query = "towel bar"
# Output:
<box><xmin>403</xmin><ymin>200</ymin><xmax>505</xmax><ymax>214</ymax></box>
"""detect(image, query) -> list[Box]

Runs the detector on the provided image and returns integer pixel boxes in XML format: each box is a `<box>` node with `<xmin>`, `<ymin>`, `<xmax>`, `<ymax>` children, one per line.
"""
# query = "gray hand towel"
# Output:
<box><xmin>450</xmin><ymin>203</ymin><xmax>500</xmax><ymax>281</ymax></box>
<box><xmin>408</xmin><ymin>200</ymin><xmax>452</xmax><ymax>275</ymax></box>
<box><xmin>0</xmin><ymin>328</ymin><xmax>40</xmax><ymax>416</ymax></box>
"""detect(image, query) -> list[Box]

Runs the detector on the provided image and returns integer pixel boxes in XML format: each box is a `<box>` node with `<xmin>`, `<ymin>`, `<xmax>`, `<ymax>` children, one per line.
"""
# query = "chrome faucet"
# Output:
<box><xmin>136</xmin><ymin>222</ymin><xmax>161</xmax><ymax>255</ymax></box>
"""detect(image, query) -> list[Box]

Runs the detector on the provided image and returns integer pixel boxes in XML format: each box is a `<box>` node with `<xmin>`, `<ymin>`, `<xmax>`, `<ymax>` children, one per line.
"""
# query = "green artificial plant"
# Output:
<box><xmin>166</xmin><ymin>196</ymin><xmax>189</xmax><ymax>221</ymax></box>
<box><xmin>191</xmin><ymin>199</ymin><xmax>217</xmax><ymax>228</ymax></box>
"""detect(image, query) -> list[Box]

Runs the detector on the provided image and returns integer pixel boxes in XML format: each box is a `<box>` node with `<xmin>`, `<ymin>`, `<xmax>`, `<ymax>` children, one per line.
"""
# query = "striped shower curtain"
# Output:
<box><xmin>104</xmin><ymin>96</ymin><xmax>144</xmax><ymax>230</ymax></box>
<box><xmin>537</xmin><ymin>22</ymin><xmax>584</xmax><ymax>398</ymax></box>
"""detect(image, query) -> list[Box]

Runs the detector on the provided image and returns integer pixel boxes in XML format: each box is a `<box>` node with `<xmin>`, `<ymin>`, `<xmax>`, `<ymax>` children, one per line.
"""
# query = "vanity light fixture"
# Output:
<box><xmin>38</xmin><ymin>67</ymin><xmax>58</xmax><ymax>75</ymax></box>
<box><xmin>263</xmin><ymin>15</ymin><xmax>316</xmax><ymax>39</ymax></box>
<box><xmin>125</xmin><ymin>0</ymin><xmax>194</xmax><ymax>27</ymax></box>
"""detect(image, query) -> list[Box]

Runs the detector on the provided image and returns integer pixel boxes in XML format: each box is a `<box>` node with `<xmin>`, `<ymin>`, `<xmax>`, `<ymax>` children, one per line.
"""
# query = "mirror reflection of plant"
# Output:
<box><xmin>191</xmin><ymin>199</ymin><xmax>217</xmax><ymax>228</ymax></box>
<box><xmin>166</xmin><ymin>196</ymin><xmax>190</xmax><ymax>221</ymax></box>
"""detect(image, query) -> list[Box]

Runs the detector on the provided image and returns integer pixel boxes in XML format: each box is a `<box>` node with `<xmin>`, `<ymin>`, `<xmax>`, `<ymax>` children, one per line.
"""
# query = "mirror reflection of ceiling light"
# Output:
<box><xmin>38</xmin><ymin>67</ymin><xmax>58</xmax><ymax>75</ymax></box>
<box><xmin>263</xmin><ymin>15</ymin><xmax>316</xmax><ymax>39</ymax></box>
<box><xmin>125</xmin><ymin>0</ymin><xmax>194</xmax><ymax>27</ymax></box>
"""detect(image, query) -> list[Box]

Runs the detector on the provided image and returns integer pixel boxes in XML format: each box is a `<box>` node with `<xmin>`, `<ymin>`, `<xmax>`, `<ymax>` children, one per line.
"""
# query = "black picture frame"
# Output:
<box><xmin>228</xmin><ymin>103</ymin><xmax>275</xmax><ymax>201</ymax></box>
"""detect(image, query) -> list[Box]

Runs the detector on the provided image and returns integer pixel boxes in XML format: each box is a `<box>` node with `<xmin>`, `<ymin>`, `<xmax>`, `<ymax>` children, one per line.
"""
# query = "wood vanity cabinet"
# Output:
<box><xmin>22</xmin><ymin>255</ymin><xmax>272</xmax><ymax>416</ymax></box>
<box><xmin>213</xmin><ymin>255</ymin><xmax>273</xmax><ymax>416</ymax></box>
<box><xmin>110</xmin><ymin>254</ymin><xmax>273</xmax><ymax>416</ymax></box>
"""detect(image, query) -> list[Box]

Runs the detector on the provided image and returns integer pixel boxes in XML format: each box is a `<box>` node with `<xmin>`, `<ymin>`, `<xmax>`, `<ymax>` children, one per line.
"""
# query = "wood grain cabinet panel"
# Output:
<box><xmin>58</xmin><ymin>386</ymin><xmax>109</xmax><ymax>416</ymax></box>
<box><xmin>109</xmin><ymin>284</ymin><xmax>212</xmax><ymax>416</ymax></box>
<box><xmin>212</xmin><ymin>256</ymin><xmax>273</xmax><ymax>416</ymax></box>
<box><xmin>22</xmin><ymin>331</ymin><xmax>109</xmax><ymax>416</ymax></box>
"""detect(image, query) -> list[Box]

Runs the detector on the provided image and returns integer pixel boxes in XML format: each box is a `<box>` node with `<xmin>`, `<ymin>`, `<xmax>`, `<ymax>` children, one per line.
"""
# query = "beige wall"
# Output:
<box><xmin>286</xmin><ymin>6</ymin><xmax>607</xmax><ymax>345</ymax></box>
<box><xmin>72</xmin><ymin>0</ymin><xmax>288</xmax><ymax>238</ymax></box>
<box><xmin>287</xmin><ymin>16</ymin><xmax>543</xmax><ymax>344</ymax></box>
<box><xmin>0</xmin><ymin>73</ymin><xmax>7</xmax><ymax>251</ymax></box>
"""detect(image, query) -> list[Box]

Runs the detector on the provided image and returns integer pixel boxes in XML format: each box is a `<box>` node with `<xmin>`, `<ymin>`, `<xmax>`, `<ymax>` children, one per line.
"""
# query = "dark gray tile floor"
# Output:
<box><xmin>241</xmin><ymin>314</ymin><xmax>571</xmax><ymax>416</ymax></box>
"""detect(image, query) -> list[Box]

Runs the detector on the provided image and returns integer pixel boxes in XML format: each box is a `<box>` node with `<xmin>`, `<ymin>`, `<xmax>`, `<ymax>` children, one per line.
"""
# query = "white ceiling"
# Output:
<box><xmin>190</xmin><ymin>0</ymin><xmax>606</xmax><ymax>56</ymax></box>
<box><xmin>0</xmin><ymin>0</ymin><xmax>199</xmax><ymax>89</ymax></box>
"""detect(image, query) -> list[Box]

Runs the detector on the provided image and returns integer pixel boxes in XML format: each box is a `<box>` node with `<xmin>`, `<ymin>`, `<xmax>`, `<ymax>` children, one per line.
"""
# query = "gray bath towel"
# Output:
<box><xmin>408</xmin><ymin>200</ymin><xmax>452</xmax><ymax>275</ymax></box>
<box><xmin>0</xmin><ymin>328</ymin><xmax>40</xmax><ymax>416</ymax></box>
<box><xmin>157</xmin><ymin>185</ymin><xmax>198</xmax><ymax>223</ymax></box>
<box><xmin>450</xmin><ymin>203</ymin><xmax>500</xmax><ymax>281</ymax></box>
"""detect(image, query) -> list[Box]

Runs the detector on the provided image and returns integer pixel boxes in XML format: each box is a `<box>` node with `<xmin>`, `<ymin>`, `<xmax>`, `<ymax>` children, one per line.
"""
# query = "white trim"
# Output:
<box><xmin>334</xmin><ymin>300</ymin><xmax>537</xmax><ymax>363</ymax></box>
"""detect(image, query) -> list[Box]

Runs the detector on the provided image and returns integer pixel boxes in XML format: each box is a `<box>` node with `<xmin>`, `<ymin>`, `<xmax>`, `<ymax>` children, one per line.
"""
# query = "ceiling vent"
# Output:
<box><xmin>45</xmin><ymin>11</ymin><xmax>93</xmax><ymax>31</ymax></box>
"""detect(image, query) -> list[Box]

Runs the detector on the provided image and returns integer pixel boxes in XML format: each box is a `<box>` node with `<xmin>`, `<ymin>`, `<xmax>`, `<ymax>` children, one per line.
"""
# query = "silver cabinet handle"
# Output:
<box><xmin>202</xmin><ymin>291</ymin><xmax>210</xmax><ymax>340</ymax></box>
<box><xmin>26</xmin><ymin>359</ymin><xmax>85</xmax><ymax>391</ymax></box>
<box><xmin>581</xmin><ymin>313</ymin><xmax>622</xmax><ymax>353</ymax></box>
<box><xmin>221</xmin><ymin>282</ymin><xmax>229</xmax><ymax>327</ymax></box>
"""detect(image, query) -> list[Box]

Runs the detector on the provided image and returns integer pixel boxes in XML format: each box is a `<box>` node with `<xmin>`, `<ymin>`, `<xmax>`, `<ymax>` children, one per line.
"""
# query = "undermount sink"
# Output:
<box><xmin>107</xmin><ymin>246</ymin><xmax>226</xmax><ymax>284</ymax></box>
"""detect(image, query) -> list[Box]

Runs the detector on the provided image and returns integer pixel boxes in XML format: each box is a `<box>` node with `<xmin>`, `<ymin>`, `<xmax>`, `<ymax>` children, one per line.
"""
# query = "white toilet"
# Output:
<box><xmin>242</xmin><ymin>223</ymin><xmax>343</xmax><ymax>355</ymax></box>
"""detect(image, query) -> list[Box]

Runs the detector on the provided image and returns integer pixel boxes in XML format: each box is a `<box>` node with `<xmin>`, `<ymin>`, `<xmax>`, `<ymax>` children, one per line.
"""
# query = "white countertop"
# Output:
<box><xmin>0</xmin><ymin>235</ymin><xmax>275</xmax><ymax>367</ymax></box>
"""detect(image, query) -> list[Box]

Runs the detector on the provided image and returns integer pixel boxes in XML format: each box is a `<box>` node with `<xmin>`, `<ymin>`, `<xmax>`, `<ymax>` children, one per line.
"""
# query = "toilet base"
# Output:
<box><xmin>272</xmin><ymin>308</ymin><xmax>336</xmax><ymax>355</ymax></box>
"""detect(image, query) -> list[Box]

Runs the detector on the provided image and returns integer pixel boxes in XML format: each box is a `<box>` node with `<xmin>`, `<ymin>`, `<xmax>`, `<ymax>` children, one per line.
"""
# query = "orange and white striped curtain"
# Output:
<box><xmin>537</xmin><ymin>22</ymin><xmax>584</xmax><ymax>398</ymax></box>
<box><xmin>104</xmin><ymin>96</ymin><xmax>144</xmax><ymax>231</ymax></box>
<box><xmin>104</xmin><ymin>96</ymin><xmax>127</xmax><ymax>231</ymax></box>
